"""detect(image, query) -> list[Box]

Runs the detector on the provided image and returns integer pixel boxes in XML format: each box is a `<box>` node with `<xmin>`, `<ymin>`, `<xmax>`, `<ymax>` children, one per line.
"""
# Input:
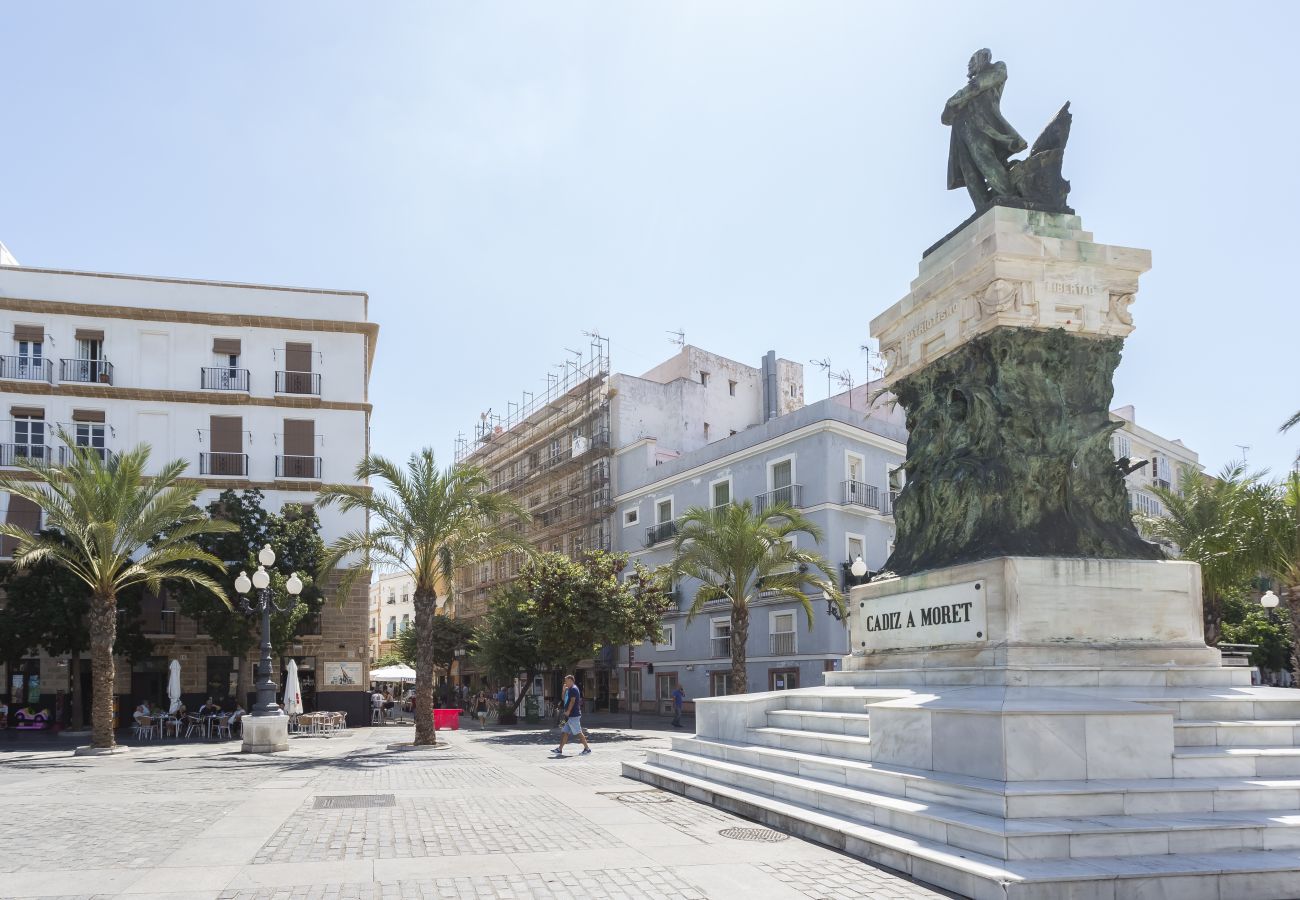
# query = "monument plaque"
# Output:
<box><xmin>856</xmin><ymin>580</ymin><xmax>986</xmax><ymax>651</ymax></box>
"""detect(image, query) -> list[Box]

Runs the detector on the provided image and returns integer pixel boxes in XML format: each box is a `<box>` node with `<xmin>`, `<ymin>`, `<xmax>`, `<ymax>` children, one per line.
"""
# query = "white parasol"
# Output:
<box><xmin>369</xmin><ymin>664</ymin><xmax>416</xmax><ymax>682</ymax></box>
<box><xmin>167</xmin><ymin>659</ymin><xmax>182</xmax><ymax>714</ymax></box>
<box><xmin>283</xmin><ymin>659</ymin><xmax>304</xmax><ymax>715</ymax></box>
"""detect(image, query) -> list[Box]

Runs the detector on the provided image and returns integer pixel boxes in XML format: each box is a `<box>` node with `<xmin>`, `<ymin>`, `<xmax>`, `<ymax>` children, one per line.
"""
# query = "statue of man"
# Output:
<box><xmin>943</xmin><ymin>49</ymin><xmax>1027</xmax><ymax>210</ymax></box>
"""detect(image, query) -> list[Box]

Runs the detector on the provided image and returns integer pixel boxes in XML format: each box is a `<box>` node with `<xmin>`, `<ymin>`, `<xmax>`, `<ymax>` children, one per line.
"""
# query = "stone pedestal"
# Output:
<box><xmin>241</xmin><ymin>713</ymin><xmax>289</xmax><ymax>753</ymax></box>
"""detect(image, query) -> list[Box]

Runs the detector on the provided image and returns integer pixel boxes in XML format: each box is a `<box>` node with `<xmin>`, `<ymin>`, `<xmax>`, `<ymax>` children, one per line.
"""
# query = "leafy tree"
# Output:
<box><xmin>1220</xmin><ymin>589</ymin><xmax>1293</xmax><ymax>672</ymax></box>
<box><xmin>388</xmin><ymin>615</ymin><xmax>475</xmax><ymax>683</ymax></box>
<box><xmin>474</xmin><ymin>552</ymin><xmax>670</xmax><ymax>713</ymax></box>
<box><xmin>0</xmin><ymin>537</ymin><xmax>153</xmax><ymax>729</ymax></box>
<box><xmin>670</xmin><ymin>502</ymin><xmax>844</xmax><ymax>694</ymax></box>
<box><xmin>0</xmin><ymin>436</ymin><xmax>235</xmax><ymax>749</ymax></box>
<box><xmin>1145</xmin><ymin>464</ymin><xmax>1280</xmax><ymax>645</ymax></box>
<box><xmin>168</xmin><ymin>489</ymin><xmax>325</xmax><ymax>701</ymax></box>
<box><xmin>318</xmin><ymin>450</ymin><xmax>529</xmax><ymax>745</ymax></box>
<box><xmin>1260</xmin><ymin>473</ymin><xmax>1300</xmax><ymax>676</ymax></box>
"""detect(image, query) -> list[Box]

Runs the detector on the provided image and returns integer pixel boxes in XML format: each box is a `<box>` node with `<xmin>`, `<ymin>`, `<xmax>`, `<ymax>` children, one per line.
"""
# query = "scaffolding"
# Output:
<box><xmin>452</xmin><ymin>335</ymin><xmax>613</xmax><ymax>620</ymax></box>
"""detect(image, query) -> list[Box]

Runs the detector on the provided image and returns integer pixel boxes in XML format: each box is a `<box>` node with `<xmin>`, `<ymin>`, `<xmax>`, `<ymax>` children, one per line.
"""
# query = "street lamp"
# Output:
<box><xmin>235</xmin><ymin>544</ymin><xmax>303</xmax><ymax>752</ymax></box>
<box><xmin>850</xmin><ymin>556</ymin><xmax>868</xmax><ymax>579</ymax></box>
<box><xmin>1261</xmin><ymin>589</ymin><xmax>1280</xmax><ymax>623</ymax></box>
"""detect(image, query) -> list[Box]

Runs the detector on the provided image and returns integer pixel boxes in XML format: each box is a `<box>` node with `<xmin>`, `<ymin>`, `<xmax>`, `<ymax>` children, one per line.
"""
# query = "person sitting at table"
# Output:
<box><xmin>199</xmin><ymin>697</ymin><xmax>220</xmax><ymax>716</ymax></box>
<box><xmin>229</xmin><ymin>702</ymin><xmax>247</xmax><ymax>731</ymax></box>
<box><xmin>133</xmin><ymin>701</ymin><xmax>151</xmax><ymax>725</ymax></box>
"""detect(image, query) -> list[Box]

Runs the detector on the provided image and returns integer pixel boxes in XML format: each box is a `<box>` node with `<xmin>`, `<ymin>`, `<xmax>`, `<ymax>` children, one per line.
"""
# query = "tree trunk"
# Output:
<box><xmin>88</xmin><ymin>591</ymin><xmax>118</xmax><ymax>749</ymax></box>
<box><xmin>412</xmin><ymin>587</ymin><xmax>438</xmax><ymax>745</ymax></box>
<box><xmin>731</xmin><ymin>600</ymin><xmax>749</xmax><ymax>695</ymax></box>
<box><xmin>69</xmin><ymin>651</ymin><xmax>84</xmax><ymax>731</ymax></box>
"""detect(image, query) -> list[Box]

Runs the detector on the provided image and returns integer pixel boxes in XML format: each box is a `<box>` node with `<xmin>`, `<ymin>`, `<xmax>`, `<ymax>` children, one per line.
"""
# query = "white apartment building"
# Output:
<box><xmin>369</xmin><ymin>571</ymin><xmax>417</xmax><ymax>661</ymax></box>
<box><xmin>1110</xmin><ymin>404</ymin><xmax>1201</xmax><ymax>521</ymax></box>
<box><xmin>0</xmin><ymin>250</ymin><xmax>377</xmax><ymax>723</ymax></box>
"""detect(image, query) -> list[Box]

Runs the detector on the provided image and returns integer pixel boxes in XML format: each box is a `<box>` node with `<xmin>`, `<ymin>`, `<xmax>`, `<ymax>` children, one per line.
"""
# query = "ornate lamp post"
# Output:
<box><xmin>234</xmin><ymin>544</ymin><xmax>303</xmax><ymax>752</ymax></box>
<box><xmin>1260</xmin><ymin>589</ymin><xmax>1280</xmax><ymax>623</ymax></box>
<box><xmin>829</xmin><ymin>556</ymin><xmax>870</xmax><ymax>621</ymax></box>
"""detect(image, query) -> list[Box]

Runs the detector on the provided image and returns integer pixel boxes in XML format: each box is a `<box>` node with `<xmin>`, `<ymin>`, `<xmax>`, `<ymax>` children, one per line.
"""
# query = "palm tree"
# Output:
<box><xmin>670</xmin><ymin>501</ymin><xmax>843</xmax><ymax>695</ymax></box>
<box><xmin>1281</xmin><ymin>410</ymin><xmax>1300</xmax><ymax>434</ymax></box>
<box><xmin>1145</xmin><ymin>463</ymin><xmax>1278</xmax><ymax>645</ymax></box>
<box><xmin>0</xmin><ymin>435</ymin><xmax>236</xmax><ymax>750</ymax></box>
<box><xmin>317</xmin><ymin>450</ymin><xmax>528</xmax><ymax>745</ymax></box>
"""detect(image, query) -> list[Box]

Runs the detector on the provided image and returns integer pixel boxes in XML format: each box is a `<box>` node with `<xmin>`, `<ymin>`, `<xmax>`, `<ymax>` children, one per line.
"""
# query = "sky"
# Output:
<box><xmin>2</xmin><ymin>3</ymin><xmax>1298</xmax><ymax>480</ymax></box>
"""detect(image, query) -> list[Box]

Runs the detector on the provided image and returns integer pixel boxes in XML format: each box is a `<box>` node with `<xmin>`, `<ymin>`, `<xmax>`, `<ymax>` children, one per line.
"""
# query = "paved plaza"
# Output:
<box><xmin>0</xmin><ymin>719</ymin><xmax>955</xmax><ymax>900</ymax></box>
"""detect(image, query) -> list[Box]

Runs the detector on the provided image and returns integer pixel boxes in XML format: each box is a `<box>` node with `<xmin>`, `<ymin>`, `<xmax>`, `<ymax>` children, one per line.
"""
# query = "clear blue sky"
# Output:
<box><xmin>3</xmin><ymin>3</ymin><xmax>1297</xmax><ymax>479</ymax></box>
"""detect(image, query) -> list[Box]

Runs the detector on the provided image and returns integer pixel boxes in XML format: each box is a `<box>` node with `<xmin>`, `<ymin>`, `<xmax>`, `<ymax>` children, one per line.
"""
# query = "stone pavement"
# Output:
<box><xmin>0</xmin><ymin>721</ymin><xmax>957</xmax><ymax>899</ymax></box>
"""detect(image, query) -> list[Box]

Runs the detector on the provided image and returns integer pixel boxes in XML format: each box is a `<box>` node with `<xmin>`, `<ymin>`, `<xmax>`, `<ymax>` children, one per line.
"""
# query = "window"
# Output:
<box><xmin>656</xmin><ymin>498</ymin><xmax>673</xmax><ymax>524</ymax></box>
<box><xmin>711</xmin><ymin>478</ymin><xmax>731</xmax><ymax>508</ymax></box>
<box><xmin>386</xmin><ymin>616</ymin><xmax>397</xmax><ymax>639</ymax></box>
<box><xmin>623</xmin><ymin>508</ymin><xmax>639</xmax><ymax>527</ymax></box>
<box><xmin>400</xmin><ymin>614</ymin><xmax>410</xmax><ymax>632</ymax></box>
<box><xmin>1130</xmin><ymin>491</ymin><xmax>1163</xmax><ymax>517</ymax></box>
<box><xmin>12</xmin><ymin>411</ymin><xmax>46</xmax><ymax>461</ymax></box>
<box><xmin>846</xmin><ymin>534</ymin><xmax>865</xmax><ymax>565</ymax></box>
<box><xmin>728</xmin><ymin>380</ymin><xmax>737</xmax><ymax>397</ymax></box>
<box><xmin>700</xmin><ymin>371</ymin><xmax>709</xmax><ymax>386</ymax></box>
<box><xmin>656</xmin><ymin>624</ymin><xmax>675</xmax><ymax>650</ymax></box>
<box><xmin>788</xmin><ymin>384</ymin><xmax>797</xmax><ymax>398</ymax></box>
<box><xmin>1112</xmin><ymin>433</ymin><xmax>1132</xmax><ymax>460</ymax></box>
<box><xmin>17</xmin><ymin>338</ymin><xmax>43</xmax><ymax>377</ymax></box>
<box><xmin>400</xmin><ymin>592</ymin><xmax>409</xmax><ymax>604</ymax></box>
<box><xmin>387</xmin><ymin>591</ymin><xmax>396</xmax><ymax>604</ymax></box>
<box><xmin>75</xmin><ymin>420</ymin><xmax>107</xmax><ymax>459</ymax></box>
<box><xmin>710</xmin><ymin>672</ymin><xmax>733</xmax><ymax>696</ymax></box>
<box><xmin>711</xmin><ymin>619</ymin><xmax>731</xmax><ymax>657</ymax></box>
<box><xmin>770</xmin><ymin>611</ymin><xmax>796</xmax><ymax>655</ymax></box>
<box><xmin>703</xmin><ymin>422</ymin><xmax>710</xmax><ymax>440</ymax></box>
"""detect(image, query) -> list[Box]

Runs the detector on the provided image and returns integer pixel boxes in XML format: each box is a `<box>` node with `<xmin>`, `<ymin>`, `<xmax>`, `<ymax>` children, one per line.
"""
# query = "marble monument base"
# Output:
<box><xmin>624</xmin><ymin>558</ymin><xmax>1300</xmax><ymax>899</ymax></box>
<box><xmin>241</xmin><ymin>713</ymin><xmax>289</xmax><ymax>753</ymax></box>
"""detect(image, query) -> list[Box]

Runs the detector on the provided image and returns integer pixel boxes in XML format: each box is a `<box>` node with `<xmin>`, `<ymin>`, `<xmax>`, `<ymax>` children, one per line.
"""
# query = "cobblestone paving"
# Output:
<box><xmin>218</xmin><ymin>867</ymin><xmax>707</xmax><ymax>899</ymax></box>
<box><xmin>255</xmin><ymin>795</ymin><xmax>627</xmax><ymax>863</ymax></box>
<box><xmin>0</xmin><ymin>800</ymin><xmax>228</xmax><ymax>874</ymax></box>
<box><xmin>757</xmin><ymin>859</ymin><xmax>959</xmax><ymax>899</ymax></box>
<box><xmin>609</xmin><ymin>790</ymin><xmax>750</xmax><ymax>832</ymax></box>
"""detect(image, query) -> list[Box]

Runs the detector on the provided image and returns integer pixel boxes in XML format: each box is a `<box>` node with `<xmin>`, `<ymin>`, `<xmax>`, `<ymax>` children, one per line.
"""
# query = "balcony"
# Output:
<box><xmin>294</xmin><ymin>611</ymin><xmax>322</xmax><ymax>636</ymax></box>
<box><xmin>276</xmin><ymin>454</ymin><xmax>322</xmax><ymax>480</ymax></box>
<box><xmin>139</xmin><ymin>609</ymin><xmax>177</xmax><ymax>636</ymax></box>
<box><xmin>201</xmin><ymin>367</ymin><xmax>251</xmax><ymax>392</ymax></box>
<box><xmin>754</xmin><ymin>483</ymin><xmax>803</xmax><ymax>513</ymax></box>
<box><xmin>275</xmin><ymin>370</ymin><xmax>321</xmax><ymax>395</ymax></box>
<box><xmin>70</xmin><ymin>445</ymin><xmax>117</xmax><ymax>465</ymax></box>
<box><xmin>0</xmin><ymin>443</ymin><xmax>54</xmax><ymax>467</ymax></box>
<box><xmin>0</xmin><ymin>355</ymin><xmax>53</xmax><ymax>383</ymax></box>
<box><xmin>60</xmin><ymin>358</ymin><xmax>114</xmax><ymax>385</ymax></box>
<box><xmin>710</xmin><ymin>637</ymin><xmax>731</xmax><ymax>658</ymax></box>
<box><xmin>842</xmin><ymin>480</ymin><xmax>883</xmax><ymax>510</ymax></box>
<box><xmin>200</xmin><ymin>452</ymin><xmax>248</xmax><ymax>476</ymax></box>
<box><xmin>769</xmin><ymin>632</ymin><xmax>797</xmax><ymax>655</ymax></box>
<box><xmin>645</xmin><ymin>520</ymin><xmax>679</xmax><ymax>547</ymax></box>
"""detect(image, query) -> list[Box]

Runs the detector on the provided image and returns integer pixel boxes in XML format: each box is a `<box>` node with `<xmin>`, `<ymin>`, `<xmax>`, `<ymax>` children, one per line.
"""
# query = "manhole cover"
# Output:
<box><xmin>313</xmin><ymin>794</ymin><xmax>396</xmax><ymax>809</ymax></box>
<box><xmin>612</xmin><ymin>791</ymin><xmax>674</xmax><ymax>804</ymax></box>
<box><xmin>718</xmin><ymin>826</ymin><xmax>789</xmax><ymax>842</ymax></box>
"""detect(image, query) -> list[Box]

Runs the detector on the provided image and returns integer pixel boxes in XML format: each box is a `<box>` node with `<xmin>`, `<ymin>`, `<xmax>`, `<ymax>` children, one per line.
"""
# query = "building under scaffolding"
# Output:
<box><xmin>452</xmin><ymin>335</ymin><xmax>613</xmax><ymax>621</ymax></box>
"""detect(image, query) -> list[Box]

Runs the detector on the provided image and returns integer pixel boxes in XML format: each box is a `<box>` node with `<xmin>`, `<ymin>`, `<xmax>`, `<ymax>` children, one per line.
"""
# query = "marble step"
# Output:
<box><xmin>748</xmin><ymin>725</ymin><xmax>874</xmax><ymax>760</ymax></box>
<box><xmin>766</xmin><ymin>708</ymin><xmax>872</xmax><ymax>736</ymax></box>
<box><xmin>667</xmin><ymin>733</ymin><xmax>1300</xmax><ymax>817</ymax></box>
<box><xmin>1175</xmin><ymin>719</ymin><xmax>1300</xmax><ymax>748</ymax></box>
<box><xmin>639</xmin><ymin>746</ymin><xmax>1300</xmax><ymax>860</ymax></box>
<box><xmin>1121</xmin><ymin>691</ymin><xmax>1300</xmax><ymax>721</ymax></box>
<box><xmin>783</xmin><ymin>691</ymin><xmax>877</xmax><ymax>714</ymax></box>
<box><xmin>1174</xmin><ymin>747</ymin><xmax>1300</xmax><ymax>778</ymax></box>
<box><xmin>826</xmin><ymin>665</ymin><xmax>1254</xmax><ymax>690</ymax></box>
<box><xmin>623</xmin><ymin>757</ymin><xmax>1300</xmax><ymax>900</ymax></box>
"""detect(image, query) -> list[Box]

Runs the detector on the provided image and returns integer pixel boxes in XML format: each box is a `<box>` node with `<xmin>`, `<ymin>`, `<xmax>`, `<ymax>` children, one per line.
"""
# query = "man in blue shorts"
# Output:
<box><xmin>552</xmin><ymin>674</ymin><xmax>591</xmax><ymax>757</ymax></box>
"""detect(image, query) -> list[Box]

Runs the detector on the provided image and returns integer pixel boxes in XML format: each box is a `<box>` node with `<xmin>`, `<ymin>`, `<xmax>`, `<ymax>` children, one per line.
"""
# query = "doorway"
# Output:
<box><xmin>627</xmin><ymin>669</ymin><xmax>642</xmax><ymax>711</ymax></box>
<box><xmin>656</xmin><ymin>672</ymin><xmax>679</xmax><ymax>715</ymax></box>
<box><xmin>768</xmin><ymin>668</ymin><xmax>799</xmax><ymax>691</ymax></box>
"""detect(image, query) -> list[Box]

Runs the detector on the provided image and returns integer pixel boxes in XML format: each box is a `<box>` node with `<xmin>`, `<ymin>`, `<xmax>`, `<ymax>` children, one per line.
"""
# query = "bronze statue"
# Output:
<box><xmin>942</xmin><ymin>49</ymin><xmax>1073</xmax><ymax>215</ymax></box>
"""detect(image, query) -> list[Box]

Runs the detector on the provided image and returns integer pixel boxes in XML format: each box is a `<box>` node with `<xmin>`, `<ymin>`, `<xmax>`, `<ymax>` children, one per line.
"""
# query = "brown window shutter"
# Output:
<box><xmin>74</xmin><ymin>328</ymin><xmax>106</xmax><ymax>342</ymax></box>
<box><xmin>283</xmin><ymin>419</ymin><xmax>315</xmax><ymax>457</ymax></box>
<box><xmin>210</xmin><ymin>416</ymin><xmax>243</xmax><ymax>453</ymax></box>
<box><xmin>71</xmin><ymin>409</ymin><xmax>106</xmax><ymax>423</ymax></box>
<box><xmin>285</xmin><ymin>342</ymin><xmax>312</xmax><ymax>372</ymax></box>
<box><xmin>10</xmin><ymin>406</ymin><xmax>44</xmax><ymax>419</ymax></box>
<box><xmin>212</xmin><ymin>338</ymin><xmax>242</xmax><ymax>356</ymax></box>
<box><xmin>13</xmin><ymin>325</ymin><xmax>44</xmax><ymax>342</ymax></box>
<box><xmin>2</xmin><ymin>494</ymin><xmax>41</xmax><ymax>556</ymax></box>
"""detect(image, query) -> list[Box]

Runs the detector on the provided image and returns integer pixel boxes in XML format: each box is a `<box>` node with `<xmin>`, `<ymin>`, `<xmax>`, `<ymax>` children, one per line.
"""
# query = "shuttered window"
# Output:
<box><xmin>210</xmin><ymin>416</ymin><xmax>243</xmax><ymax>453</ymax></box>
<box><xmin>212</xmin><ymin>338</ymin><xmax>242</xmax><ymax>356</ymax></box>
<box><xmin>283</xmin><ymin>419</ymin><xmax>314</xmax><ymax>456</ymax></box>
<box><xmin>2</xmin><ymin>494</ymin><xmax>41</xmax><ymax>557</ymax></box>
<box><xmin>285</xmin><ymin>342</ymin><xmax>312</xmax><ymax>372</ymax></box>
<box><xmin>13</xmin><ymin>325</ymin><xmax>43</xmax><ymax>342</ymax></box>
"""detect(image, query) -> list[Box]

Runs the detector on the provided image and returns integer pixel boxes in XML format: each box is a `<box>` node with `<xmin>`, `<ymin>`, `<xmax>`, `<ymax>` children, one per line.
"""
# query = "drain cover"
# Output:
<box><xmin>612</xmin><ymin>791</ymin><xmax>674</xmax><ymax>804</ymax></box>
<box><xmin>718</xmin><ymin>826</ymin><xmax>789</xmax><ymax>842</ymax></box>
<box><xmin>313</xmin><ymin>794</ymin><xmax>396</xmax><ymax>809</ymax></box>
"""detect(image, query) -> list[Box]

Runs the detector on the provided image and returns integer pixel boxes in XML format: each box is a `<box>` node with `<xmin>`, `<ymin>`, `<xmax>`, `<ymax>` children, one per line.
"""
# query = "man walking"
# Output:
<box><xmin>671</xmin><ymin>684</ymin><xmax>686</xmax><ymax>728</ymax></box>
<box><xmin>551</xmin><ymin>674</ymin><xmax>591</xmax><ymax>757</ymax></box>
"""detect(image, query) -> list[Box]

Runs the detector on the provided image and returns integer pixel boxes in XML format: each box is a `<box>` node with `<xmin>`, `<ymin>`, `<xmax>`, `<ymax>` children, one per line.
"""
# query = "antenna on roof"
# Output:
<box><xmin>1236</xmin><ymin>444</ymin><xmax>1251</xmax><ymax>464</ymax></box>
<box><xmin>667</xmin><ymin>329</ymin><xmax>685</xmax><ymax>348</ymax></box>
<box><xmin>810</xmin><ymin>357</ymin><xmax>833</xmax><ymax>401</ymax></box>
<box><xmin>860</xmin><ymin>342</ymin><xmax>887</xmax><ymax>381</ymax></box>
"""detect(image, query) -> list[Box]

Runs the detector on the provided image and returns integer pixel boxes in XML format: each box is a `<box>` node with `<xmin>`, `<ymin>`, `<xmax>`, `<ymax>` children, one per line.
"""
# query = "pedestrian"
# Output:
<box><xmin>671</xmin><ymin>684</ymin><xmax>686</xmax><ymax>728</ymax></box>
<box><xmin>475</xmin><ymin>691</ymin><xmax>489</xmax><ymax>728</ymax></box>
<box><xmin>551</xmin><ymin>674</ymin><xmax>591</xmax><ymax>757</ymax></box>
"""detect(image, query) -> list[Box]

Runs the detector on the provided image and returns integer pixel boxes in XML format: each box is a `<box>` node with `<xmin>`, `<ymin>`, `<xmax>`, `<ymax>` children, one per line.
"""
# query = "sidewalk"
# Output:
<box><xmin>0</xmin><ymin>723</ymin><xmax>956</xmax><ymax>899</ymax></box>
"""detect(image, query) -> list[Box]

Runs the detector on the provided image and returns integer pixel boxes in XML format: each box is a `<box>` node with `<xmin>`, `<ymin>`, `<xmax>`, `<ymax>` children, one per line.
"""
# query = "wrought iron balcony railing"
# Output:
<box><xmin>769</xmin><ymin>632</ymin><xmax>797</xmax><ymax>655</ymax></box>
<box><xmin>644</xmin><ymin>520</ymin><xmax>679</xmax><ymax>547</ymax></box>
<box><xmin>0</xmin><ymin>355</ymin><xmax>53</xmax><ymax>382</ymax></box>
<box><xmin>276</xmin><ymin>454</ymin><xmax>322</xmax><ymax>479</ymax></box>
<box><xmin>841</xmin><ymin>480</ymin><xmax>882</xmax><ymax>510</ymax></box>
<box><xmin>201</xmin><ymin>367</ymin><xmax>251</xmax><ymax>392</ymax></box>
<box><xmin>200</xmin><ymin>451</ymin><xmax>248</xmax><ymax>476</ymax></box>
<box><xmin>60</xmin><ymin>358</ymin><xmax>113</xmax><ymax>384</ymax></box>
<box><xmin>754</xmin><ymin>483</ymin><xmax>803</xmax><ymax>513</ymax></box>
<box><xmin>0</xmin><ymin>443</ymin><xmax>53</xmax><ymax>467</ymax></box>
<box><xmin>710</xmin><ymin>637</ymin><xmax>731</xmax><ymax>658</ymax></box>
<box><xmin>275</xmin><ymin>370</ymin><xmax>321</xmax><ymax>395</ymax></box>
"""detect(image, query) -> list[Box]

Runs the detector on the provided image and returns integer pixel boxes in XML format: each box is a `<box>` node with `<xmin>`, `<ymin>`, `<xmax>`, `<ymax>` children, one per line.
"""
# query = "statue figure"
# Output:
<box><xmin>942</xmin><ymin>49</ymin><xmax>1074</xmax><ymax>215</ymax></box>
<box><xmin>943</xmin><ymin>49</ymin><xmax>1027</xmax><ymax>210</ymax></box>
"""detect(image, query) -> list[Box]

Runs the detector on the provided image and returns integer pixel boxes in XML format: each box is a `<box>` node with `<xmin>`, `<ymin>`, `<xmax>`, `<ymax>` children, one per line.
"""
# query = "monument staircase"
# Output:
<box><xmin>626</xmin><ymin>662</ymin><xmax>1300</xmax><ymax>899</ymax></box>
